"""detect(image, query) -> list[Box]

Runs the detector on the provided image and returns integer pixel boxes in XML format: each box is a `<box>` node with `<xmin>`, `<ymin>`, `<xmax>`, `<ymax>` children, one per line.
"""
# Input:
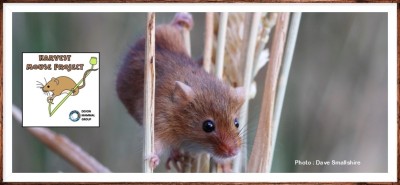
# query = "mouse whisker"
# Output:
<box><xmin>238</xmin><ymin>126</ymin><xmax>257</xmax><ymax>139</ymax></box>
<box><xmin>36</xmin><ymin>81</ymin><xmax>44</xmax><ymax>85</ymax></box>
<box><xmin>238</xmin><ymin>126</ymin><xmax>247</xmax><ymax>135</ymax></box>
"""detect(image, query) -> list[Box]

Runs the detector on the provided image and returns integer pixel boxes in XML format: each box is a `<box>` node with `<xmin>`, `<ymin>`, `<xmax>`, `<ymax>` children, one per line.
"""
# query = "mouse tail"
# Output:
<box><xmin>78</xmin><ymin>68</ymin><xmax>98</xmax><ymax>89</ymax></box>
<box><xmin>155</xmin><ymin>25</ymin><xmax>188</xmax><ymax>56</ymax></box>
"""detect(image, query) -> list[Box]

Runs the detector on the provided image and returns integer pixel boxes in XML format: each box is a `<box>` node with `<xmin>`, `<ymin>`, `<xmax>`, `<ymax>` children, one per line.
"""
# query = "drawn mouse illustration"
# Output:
<box><xmin>37</xmin><ymin>68</ymin><xmax>98</xmax><ymax>104</ymax></box>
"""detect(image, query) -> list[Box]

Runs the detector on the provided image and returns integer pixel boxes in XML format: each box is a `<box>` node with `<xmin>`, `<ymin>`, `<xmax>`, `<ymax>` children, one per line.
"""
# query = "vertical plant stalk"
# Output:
<box><xmin>198</xmin><ymin>153</ymin><xmax>210</xmax><ymax>173</ymax></box>
<box><xmin>223</xmin><ymin>13</ymin><xmax>246</xmax><ymax>87</ymax></box>
<box><xmin>197</xmin><ymin>12</ymin><xmax>214</xmax><ymax>173</ymax></box>
<box><xmin>247</xmin><ymin>12</ymin><xmax>290</xmax><ymax>173</ymax></box>
<box><xmin>12</xmin><ymin>105</ymin><xmax>110</xmax><ymax>173</ymax></box>
<box><xmin>215</xmin><ymin>12</ymin><xmax>229</xmax><ymax>79</ymax></box>
<box><xmin>232</xmin><ymin>13</ymin><xmax>261</xmax><ymax>173</ymax></box>
<box><xmin>252</xmin><ymin>13</ymin><xmax>278</xmax><ymax>78</ymax></box>
<box><xmin>182</xmin><ymin>152</ymin><xmax>192</xmax><ymax>173</ymax></box>
<box><xmin>269</xmin><ymin>13</ymin><xmax>302</xmax><ymax>172</ymax></box>
<box><xmin>209</xmin><ymin>160</ymin><xmax>218</xmax><ymax>173</ymax></box>
<box><xmin>143</xmin><ymin>12</ymin><xmax>156</xmax><ymax>173</ymax></box>
<box><xmin>203</xmin><ymin>12</ymin><xmax>214</xmax><ymax>74</ymax></box>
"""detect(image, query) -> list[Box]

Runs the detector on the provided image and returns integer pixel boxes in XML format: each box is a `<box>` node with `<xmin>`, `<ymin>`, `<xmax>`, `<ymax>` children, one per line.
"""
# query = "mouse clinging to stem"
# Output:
<box><xmin>38</xmin><ymin>68</ymin><xmax>98</xmax><ymax>104</ymax></box>
<box><xmin>116</xmin><ymin>12</ymin><xmax>246</xmax><ymax>170</ymax></box>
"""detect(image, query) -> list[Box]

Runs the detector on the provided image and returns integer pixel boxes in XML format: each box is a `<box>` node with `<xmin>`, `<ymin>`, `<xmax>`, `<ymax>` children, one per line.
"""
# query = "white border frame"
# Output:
<box><xmin>3</xmin><ymin>3</ymin><xmax>397</xmax><ymax>182</ymax></box>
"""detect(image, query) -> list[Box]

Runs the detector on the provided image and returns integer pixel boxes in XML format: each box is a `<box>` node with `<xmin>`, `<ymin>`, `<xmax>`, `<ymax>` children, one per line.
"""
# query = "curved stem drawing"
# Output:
<box><xmin>48</xmin><ymin>57</ymin><xmax>98</xmax><ymax>117</ymax></box>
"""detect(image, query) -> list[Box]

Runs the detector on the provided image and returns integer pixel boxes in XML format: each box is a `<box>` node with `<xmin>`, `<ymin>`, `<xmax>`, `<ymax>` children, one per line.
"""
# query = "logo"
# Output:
<box><xmin>22</xmin><ymin>52</ymin><xmax>100</xmax><ymax>127</ymax></box>
<box><xmin>69</xmin><ymin>110</ymin><xmax>81</xmax><ymax>122</ymax></box>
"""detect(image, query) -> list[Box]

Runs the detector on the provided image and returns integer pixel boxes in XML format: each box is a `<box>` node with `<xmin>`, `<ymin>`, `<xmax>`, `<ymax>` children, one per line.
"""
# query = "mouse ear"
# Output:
<box><xmin>54</xmin><ymin>78</ymin><xmax>59</xmax><ymax>85</ymax></box>
<box><xmin>173</xmin><ymin>81</ymin><xmax>194</xmax><ymax>104</ymax></box>
<box><xmin>233</xmin><ymin>86</ymin><xmax>246</xmax><ymax>106</ymax></box>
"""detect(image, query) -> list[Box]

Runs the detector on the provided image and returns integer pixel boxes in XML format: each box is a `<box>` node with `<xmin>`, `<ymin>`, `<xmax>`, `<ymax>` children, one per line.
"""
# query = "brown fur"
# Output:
<box><xmin>116</xmin><ymin>24</ymin><xmax>245</xmax><ymax>161</ymax></box>
<box><xmin>43</xmin><ymin>76</ymin><xmax>79</xmax><ymax>98</ymax></box>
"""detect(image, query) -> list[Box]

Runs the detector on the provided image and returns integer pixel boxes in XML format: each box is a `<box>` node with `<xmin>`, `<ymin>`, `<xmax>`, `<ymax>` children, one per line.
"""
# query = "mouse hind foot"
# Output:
<box><xmin>145</xmin><ymin>153</ymin><xmax>160</xmax><ymax>170</ymax></box>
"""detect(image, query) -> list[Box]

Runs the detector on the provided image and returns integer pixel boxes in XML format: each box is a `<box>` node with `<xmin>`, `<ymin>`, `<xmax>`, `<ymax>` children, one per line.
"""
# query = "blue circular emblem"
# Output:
<box><xmin>69</xmin><ymin>110</ymin><xmax>80</xmax><ymax>122</ymax></box>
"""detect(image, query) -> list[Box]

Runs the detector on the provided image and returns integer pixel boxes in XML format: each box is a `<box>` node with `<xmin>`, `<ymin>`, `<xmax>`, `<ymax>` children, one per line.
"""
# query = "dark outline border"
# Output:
<box><xmin>1</xmin><ymin>1</ymin><xmax>398</xmax><ymax>184</ymax></box>
<box><xmin>20</xmin><ymin>52</ymin><xmax>101</xmax><ymax>128</ymax></box>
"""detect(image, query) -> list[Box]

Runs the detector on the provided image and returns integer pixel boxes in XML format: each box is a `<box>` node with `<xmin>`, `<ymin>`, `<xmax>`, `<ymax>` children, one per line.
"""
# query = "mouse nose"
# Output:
<box><xmin>218</xmin><ymin>142</ymin><xmax>240</xmax><ymax>158</ymax></box>
<box><xmin>226</xmin><ymin>147</ymin><xmax>239</xmax><ymax>157</ymax></box>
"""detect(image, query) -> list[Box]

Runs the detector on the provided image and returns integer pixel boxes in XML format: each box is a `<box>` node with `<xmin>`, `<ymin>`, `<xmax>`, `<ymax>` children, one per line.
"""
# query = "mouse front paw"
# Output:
<box><xmin>47</xmin><ymin>97</ymin><xmax>54</xmax><ymax>104</ymax></box>
<box><xmin>166</xmin><ymin>148</ymin><xmax>187</xmax><ymax>172</ymax></box>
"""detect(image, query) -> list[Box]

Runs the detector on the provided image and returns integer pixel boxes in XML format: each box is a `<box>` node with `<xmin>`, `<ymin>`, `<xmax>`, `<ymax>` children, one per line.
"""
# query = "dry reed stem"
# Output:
<box><xmin>247</xmin><ymin>12</ymin><xmax>290</xmax><ymax>173</ymax></box>
<box><xmin>182</xmin><ymin>151</ymin><xmax>192</xmax><ymax>173</ymax></box>
<box><xmin>269</xmin><ymin>13</ymin><xmax>302</xmax><ymax>172</ymax></box>
<box><xmin>209</xmin><ymin>159</ymin><xmax>222</xmax><ymax>172</ymax></box>
<box><xmin>252</xmin><ymin>13</ymin><xmax>278</xmax><ymax>78</ymax></box>
<box><xmin>203</xmin><ymin>12</ymin><xmax>214</xmax><ymax>73</ymax></box>
<box><xmin>215</xmin><ymin>12</ymin><xmax>229</xmax><ymax>79</ymax></box>
<box><xmin>12</xmin><ymin>105</ymin><xmax>110</xmax><ymax>173</ymax></box>
<box><xmin>143</xmin><ymin>12</ymin><xmax>156</xmax><ymax>173</ymax></box>
<box><xmin>231</xmin><ymin>13</ymin><xmax>253</xmax><ymax>173</ymax></box>
<box><xmin>239</xmin><ymin>12</ymin><xmax>262</xmax><ymax>173</ymax></box>
<box><xmin>198</xmin><ymin>153</ymin><xmax>210</xmax><ymax>173</ymax></box>
<box><xmin>223</xmin><ymin>13</ymin><xmax>245</xmax><ymax>86</ymax></box>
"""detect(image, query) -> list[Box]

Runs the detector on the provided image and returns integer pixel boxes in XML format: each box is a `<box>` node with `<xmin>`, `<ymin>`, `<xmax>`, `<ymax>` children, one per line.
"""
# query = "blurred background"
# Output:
<box><xmin>12</xmin><ymin>12</ymin><xmax>388</xmax><ymax>173</ymax></box>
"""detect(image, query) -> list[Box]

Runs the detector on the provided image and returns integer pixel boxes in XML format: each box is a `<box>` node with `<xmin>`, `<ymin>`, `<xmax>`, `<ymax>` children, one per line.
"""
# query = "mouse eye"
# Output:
<box><xmin>234</xmin><ymin>118</ymin><xmax>239</xmax><ymax>128</ymax></box>
<box><xmin>47</xmin><ymin>85</ymin><xmax>50</xmax><ymax>88</ymax></box>
<box><xmin>202</xmin><ymin>120</ymin><xmax>215</xmax><ymax>133</ymax></box>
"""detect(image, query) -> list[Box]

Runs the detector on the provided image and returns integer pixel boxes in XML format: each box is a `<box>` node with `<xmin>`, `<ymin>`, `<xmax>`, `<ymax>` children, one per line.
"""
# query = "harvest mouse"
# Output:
<box><xmin>116</xmin><ymin>13</ymin><xmax>245</xmax><ymax>170</ymax></box>
<box><xmin>39</xmin><ymin>68</ymin><xmax>98</xmax><ymax>104</ymax></box>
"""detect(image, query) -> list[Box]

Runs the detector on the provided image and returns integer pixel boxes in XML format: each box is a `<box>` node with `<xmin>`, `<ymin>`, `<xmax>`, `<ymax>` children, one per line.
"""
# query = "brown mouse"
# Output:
<box><xmin>116</xmin><ymin>13</ymin><xmax>245</xmax><ymax>169</ymax></box>
<box><xmin>40</xmin><ymin>68</ymin><xmax>98</xmax><ymax>104</ymax></box>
